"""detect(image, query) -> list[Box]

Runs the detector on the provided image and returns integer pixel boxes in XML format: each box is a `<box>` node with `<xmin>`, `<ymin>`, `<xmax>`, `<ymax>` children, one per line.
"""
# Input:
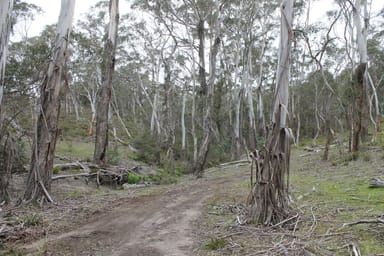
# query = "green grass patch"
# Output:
<box><xmin>22</xmin><ymin>213</ymin><xmax>43</xmax><ymax>226</ymax></box>
<box><xmin>55</xmin><ymin>141</ymin><xmax>93</xmax><ymax>161</ymax></box>
<box><xmin>204</xmin><ymin>237</ymin><xmax>226</xmax><ymax>250</ymax></box>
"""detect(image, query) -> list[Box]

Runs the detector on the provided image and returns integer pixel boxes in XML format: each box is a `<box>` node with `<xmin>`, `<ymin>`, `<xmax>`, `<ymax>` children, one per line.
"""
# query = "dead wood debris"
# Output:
<box><xmin>342</xmin><ymin>218</ymin><xmax>384</xmax><ymax>227</ymax></box>
<box><xmin>52</xmin><ymin>162</ymin><xmax>145</xmax><ymax>186</ymax></box>
<box><xmin>368</xmin><ymin>177</ymin><xmax>384</xmax><ymax>188</ymax></box>
<box><xmin>199</xmin><ymin>202</ymin><xmax>363</xmax><ymax>256</ymax></box>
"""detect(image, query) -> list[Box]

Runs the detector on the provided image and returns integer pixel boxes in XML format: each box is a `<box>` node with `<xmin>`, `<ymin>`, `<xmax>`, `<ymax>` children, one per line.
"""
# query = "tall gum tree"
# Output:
<box><xmin>351</xmin><ymin>0</ymin><xmax>369</xmax><ymax>152</ymax></box>
<box><xmin>23</xmin><ymin>0</ymin><xmax>75</xmax><ymax>203</ymax></box>
<box><xmin>0</xmin><ymin>0</ymin><xmax>14</xmax><ymax>118</ymax></box>
<box><xmin>0</xmin><ymin>0</ymin><xmax>14</xmax><ymax>203</ymax></box>
<box><xmin>94</xmin><ymin>0</ymin><xmax>119</xmax><ymax>165</ymax></box>
<box><xmin>192</xmin><ymin>0</ymin><xmax>222</xmax><ymax>177</ymax></box>
<box><xmin>248</xmin><ymin>0</ymin><xmax>293</xmax><ymax>225</ymax></box>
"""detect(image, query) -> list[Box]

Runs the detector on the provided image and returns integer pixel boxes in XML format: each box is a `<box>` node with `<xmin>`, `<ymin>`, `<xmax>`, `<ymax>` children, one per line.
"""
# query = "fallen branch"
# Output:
<box><xmin>271</xmin><ymin>213</ymin><xmax>299</xmax><ymax>228</ymax></box>
<box><xmin>369</xmin><ymin>177</ymin><xmax>384</xmax><ymax>188</ymax></box>
<box><xmin>220</xmin><ymin>159</ymin><xmax>250</xmax><ymax>166</ymax></box>
<box><xmin>52</xmin><ymin>172</ymin><xmax>97</xmax><ymax>181</ymax></box>
<box><xmin>343</xmin><ymin>219</ymin><xmax>384</xmax><ymax>227</ymax></box>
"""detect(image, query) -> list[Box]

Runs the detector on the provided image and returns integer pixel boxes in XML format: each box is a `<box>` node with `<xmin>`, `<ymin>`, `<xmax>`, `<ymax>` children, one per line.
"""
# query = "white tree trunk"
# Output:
<box><xmin>249</xmin><ymin>0</ymin><xmax>294</xmax><ymax>225</ymax></box>
<box><xmin>272</xmin><ymin>0</ymin><xmax>294</xmax><ymax>127</ymax></box>
<box><xmin>0</xmin><ymin>0</ymin><xmax>14</xmax><ymax>113</ymax></box>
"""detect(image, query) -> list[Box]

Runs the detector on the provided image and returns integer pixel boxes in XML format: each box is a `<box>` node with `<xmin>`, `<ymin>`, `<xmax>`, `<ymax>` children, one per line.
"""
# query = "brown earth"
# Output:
<box><xmin>3</xmin><ymin>162</ymin><xmax>249</xmax><ymax>256</ymax></box>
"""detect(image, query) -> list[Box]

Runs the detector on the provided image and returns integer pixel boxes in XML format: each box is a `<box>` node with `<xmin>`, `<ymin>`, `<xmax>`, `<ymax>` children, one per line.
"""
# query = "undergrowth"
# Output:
<box><xmin>197</xmin><ymin>144</ymin><xmax>384</xmax><ymax>255</ymax></box>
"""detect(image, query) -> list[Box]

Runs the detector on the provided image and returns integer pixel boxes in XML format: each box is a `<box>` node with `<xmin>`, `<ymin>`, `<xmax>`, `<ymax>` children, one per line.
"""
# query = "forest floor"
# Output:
<box><xmin>2</xmin><ymin>143</ymin><xmax>384</xmax><ymax>255</ymax></box>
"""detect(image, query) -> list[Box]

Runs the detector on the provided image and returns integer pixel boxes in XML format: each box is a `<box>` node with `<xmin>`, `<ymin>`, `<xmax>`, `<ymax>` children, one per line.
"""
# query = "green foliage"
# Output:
<box><xmin>204</xmin><ymin>238</ymin><xmax>226</xmax><ymax>250</ymax></box>
<box><xmin>22</xmin><ymin>213</ymin><xmax>43</xmax><ymax>227</ymax></box>
<box><xmin>130</xmin><ymin>132</ymin><xmax>161</xmax><ymax>165</ymax></box>
<box><xmin>52</xmin><ymin>166</ymin><xmax>61</xmax><ymax>175</ymax></box>
<box><xmin>126</xmin><ymin>172</ymin><xmax>143</xmax><ymax>184</ymax></box>
<box><xmin>148</xmin><ymin>168</ymin><xmax>178</xmax><ymax>185</ymax></box>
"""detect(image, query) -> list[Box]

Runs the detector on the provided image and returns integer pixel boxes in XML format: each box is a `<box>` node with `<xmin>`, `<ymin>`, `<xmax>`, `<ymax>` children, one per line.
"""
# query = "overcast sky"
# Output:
<box><xmin>14</xmin><ymin>0</ymin><xmax>384</xmax><ymax>39</ymax></box>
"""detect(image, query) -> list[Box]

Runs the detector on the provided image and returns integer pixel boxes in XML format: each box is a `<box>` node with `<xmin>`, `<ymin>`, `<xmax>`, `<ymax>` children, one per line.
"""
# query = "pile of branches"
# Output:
<box><xmin>52</xmin><ymin>162</ymin><xmax>143</xmax><ymax>186</ymax></box>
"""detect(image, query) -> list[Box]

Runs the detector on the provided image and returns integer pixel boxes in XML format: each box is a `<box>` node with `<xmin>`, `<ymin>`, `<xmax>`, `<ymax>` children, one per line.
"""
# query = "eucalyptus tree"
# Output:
<box><xmin>23</xmin><ymin>0</ymin><xmax>75</xmax><ymax>203</ymax></box>
<box><xmin>350</xmin><ymin>0</ymin><xmax>369</xmax><ymax>151</ymax></box>
<box><xmin>94</xmin><ymin>0</ymin><xmax>119</xmax><ymax>165</ymax></box>
<box><xmin>0</xmin><ymin>0</ymin><xmax>14</xmax><ymax>203</ymax></box>
<box><xmin>190</xmin><ymin>0</ymin><xmax>223</xmax><ymax>177</ymax></box>
<box><xmin>248</xmin><ymin>0</ymin><xmax>294</xmax><ymax>225</ymax></box>
<box><xmin>336</xmin><ymin>0</ymin><xmax>370</xmax><ymax>151</ymax></box>
<box><xmin>71</xmin><ymin>2</ymin><xmax>108</xmax><ymax>135</ymax></box>
<box><xmin>220</xmin><ymin>0</ymin><xmax>279</xmax><ymax>158</ymax></box>
<box><xmin>0</xmin><ymin>0</ymin><xmax>14</xmax><ymax>119</ymax></box>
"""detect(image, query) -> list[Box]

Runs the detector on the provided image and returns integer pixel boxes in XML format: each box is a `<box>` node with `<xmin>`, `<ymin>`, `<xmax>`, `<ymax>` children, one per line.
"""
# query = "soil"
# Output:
<box><xmin>1</xmin><ymin>161</ymin><xmax>249</xmax><ymax>256</ymax></box>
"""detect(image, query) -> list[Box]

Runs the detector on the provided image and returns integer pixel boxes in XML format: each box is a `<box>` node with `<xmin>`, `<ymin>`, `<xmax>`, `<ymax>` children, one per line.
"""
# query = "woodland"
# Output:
<box><xmin>1</xmin><ymin>0</ymin><xmax>384</xmax><ymax>255</ymax></box>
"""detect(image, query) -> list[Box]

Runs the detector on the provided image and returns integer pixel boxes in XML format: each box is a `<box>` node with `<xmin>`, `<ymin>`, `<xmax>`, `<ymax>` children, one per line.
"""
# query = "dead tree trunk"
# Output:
<box><xmin>23</xmin><ymin>0</ymin><xmax>75</xmax><ymax>203</ymax></box>
<box><xmin>94</xmin><ymin>0</ymin><xmax>119</xmax><ymax>165</ymax></box>
<box><xmin>248</xmin><ymin>0</ymin><xmax>293</xmax><ymax>225</ymax></box>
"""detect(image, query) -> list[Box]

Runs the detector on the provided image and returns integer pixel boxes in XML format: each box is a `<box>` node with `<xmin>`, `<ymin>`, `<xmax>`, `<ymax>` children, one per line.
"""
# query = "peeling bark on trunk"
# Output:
<box><xmin>94</xmin><ymin>0</ymin><xmax>119</xmax><ymax>165</ymax></box>
<box><xmin>248</xmin><ymin>0</ymin><xmax>293</xmax><ymax>225</ymax></box>
<box><xmin>23</xmin><ymin>0</ymin><xmax>75</xmax><ymax>203</ymax></box>
<box><xmin>352</xmin><ymin>63</ymin><xmax>367</xmax><ymax>152</ymax></box>
<box><xmin>351</xmin><ymin>0</ymin><xmax>369</xmax><ymax>152</ymax></box>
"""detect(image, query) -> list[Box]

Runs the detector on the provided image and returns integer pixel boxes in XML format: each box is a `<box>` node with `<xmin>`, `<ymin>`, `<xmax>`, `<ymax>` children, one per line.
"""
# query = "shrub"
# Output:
<box><xmin>126</xmin><ymin>172</ymin><xmax>143</xmax><ymax>184</ymax></box>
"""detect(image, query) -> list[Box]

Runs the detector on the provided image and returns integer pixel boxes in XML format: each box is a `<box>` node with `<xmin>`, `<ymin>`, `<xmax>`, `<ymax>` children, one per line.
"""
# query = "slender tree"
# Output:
<box><xmin>94</xmin><ymin>0</ymin><xmax>119</xmax><ymax>165</ymax></box>
<box><xmin>192</xmin><ymin>0</ymin><xmax>221</xmax><ymax>177</ymax></box>
<box><xmin>23</xmin><ymin>0</ymin><xmax>75</xmax><ymax>203</ymax></box>
<box><xmin>351</xmin><ymin>0</ymin><xmax>369</xmax><ymax>152</ymax></box>
<box><xmin>0</xmin><ymin>0</ymin><xmax>14</xmax><ymax>118</ymax></box>
<box><xmin>0</xmin><ymin>0</ymin><xmax>14</xmax><ymax>202</ymax></box>
<box><xmin>248</xmin><ymin>0</ymin><xmax>293</xmax><ymax>225</ymax></box>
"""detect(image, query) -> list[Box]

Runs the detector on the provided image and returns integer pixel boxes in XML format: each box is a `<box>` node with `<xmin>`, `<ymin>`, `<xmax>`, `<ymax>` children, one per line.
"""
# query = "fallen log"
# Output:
<box><xmin>369</xmin><ymin>177</ymin><xmax>384</xmax><ymax>188</ymax></box>
<box><xmin>52</xmin><ymin>172</ymin><xmax>97</xmax><ymax>181</ymax></box>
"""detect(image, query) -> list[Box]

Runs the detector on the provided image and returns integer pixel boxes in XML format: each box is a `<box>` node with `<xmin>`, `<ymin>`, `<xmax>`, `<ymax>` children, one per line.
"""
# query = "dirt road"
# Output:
<box><xmin>21</xmin><ymin>165</ymin><xmax>247</xmax><ymax>256</ymax></box>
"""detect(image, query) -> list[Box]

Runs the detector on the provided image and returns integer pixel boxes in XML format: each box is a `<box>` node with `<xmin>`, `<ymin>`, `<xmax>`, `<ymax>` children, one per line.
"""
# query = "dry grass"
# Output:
<box><xmin>196</xmin><ymin>145</ymin><xmax>384</xmax><ymax>255</ymax></box>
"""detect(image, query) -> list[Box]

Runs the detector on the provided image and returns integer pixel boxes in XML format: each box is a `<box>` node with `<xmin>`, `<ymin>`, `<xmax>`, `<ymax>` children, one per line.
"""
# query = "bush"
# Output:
<box><xmin>148</xmin><ymin>168</ymin><xmax>178</xmax><ymax>185</ymax></box>
<box><xmin>130</xmin><ymin>132</ymin><xmax>161</xmax><ymax>165</ymax></box>
<box><xmin>126</xmin><ymin>172</ymin><xmax>143</xmax><ymax>184</ymax></box>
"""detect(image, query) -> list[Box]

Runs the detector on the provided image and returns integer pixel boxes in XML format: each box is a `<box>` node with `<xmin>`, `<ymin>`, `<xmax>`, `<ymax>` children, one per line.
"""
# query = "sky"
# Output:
<box><xmin>14</xmin><ymin>0</ymin><xmax>130</xmax><ymax>38</ymax></box>
<box><xmin>13</xmin><ymin>0</ymin><xmax>384</xmax><ymax>40</ymax></box>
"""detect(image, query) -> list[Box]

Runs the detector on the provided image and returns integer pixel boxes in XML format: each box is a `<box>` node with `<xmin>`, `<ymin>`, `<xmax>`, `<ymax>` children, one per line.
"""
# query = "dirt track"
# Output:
<box><xmin>20</xmin><ymin>165</ymin><xmax>247</xmax><ymax>256</ymax></box>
